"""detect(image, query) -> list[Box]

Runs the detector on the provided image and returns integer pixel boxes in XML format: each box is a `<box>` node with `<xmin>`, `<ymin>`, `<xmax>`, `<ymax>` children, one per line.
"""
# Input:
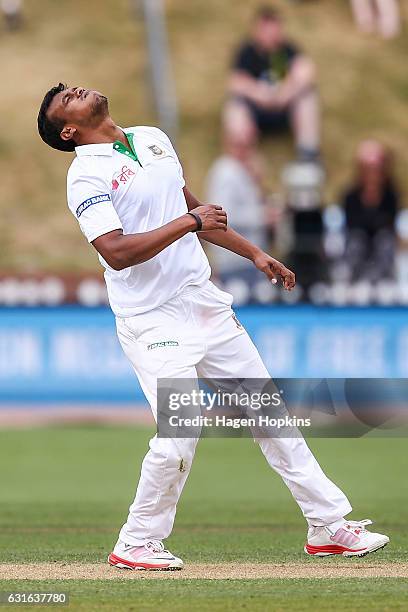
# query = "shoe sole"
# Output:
<box><xmin>108</xmin><ymin>553</ymin><xmax>183</xmax><ymax>571</ymax></box>
<box><xmin>304</xmin><ymin>540</ymin><xmax>389</xmax><ymax>558</ymax></box>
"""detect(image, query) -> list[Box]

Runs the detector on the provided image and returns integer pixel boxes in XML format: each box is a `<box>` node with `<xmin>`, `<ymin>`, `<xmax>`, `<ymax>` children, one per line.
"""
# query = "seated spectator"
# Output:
<box><xmin>341</xmin><ymin>140</ymin><xmax>399</xmax><ymax>282</ymax></box>
<box><xmin>281</xmin><ymin>160</ymin><xmax>327</xmax><ymax>289</ymax></box>
<box><xmin>206</xmin><ymin>113</ymin><xmax>279</xmax><ymax>288</ymax></box>
<box><xmin>350</xmin><ymin>0</ymin><xmax>400</xmax><ymax>39</ymax></box>
<box><xmin>225</xmin><ymin>5</ymin><xmax>320</xmax><ymax>162</ymax></box>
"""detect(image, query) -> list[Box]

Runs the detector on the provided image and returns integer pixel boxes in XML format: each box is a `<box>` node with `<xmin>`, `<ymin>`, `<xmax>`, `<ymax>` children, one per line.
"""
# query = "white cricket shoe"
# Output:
<box><xmin>305</xmin><ymin>519</ymin><xmax>389</xmax><ymax>557</ymax></box>
<box><xmin>108</xmin><ymin>539</ymin><xmax>183</xmax><ymax>571</ymax></box>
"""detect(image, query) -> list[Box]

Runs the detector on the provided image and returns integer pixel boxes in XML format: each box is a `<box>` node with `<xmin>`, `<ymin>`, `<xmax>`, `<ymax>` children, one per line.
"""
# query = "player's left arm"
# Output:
<box><xmin>183</xmin><ymin>187</ymin><xmax>295</xmax><ymax>291</ymax></box>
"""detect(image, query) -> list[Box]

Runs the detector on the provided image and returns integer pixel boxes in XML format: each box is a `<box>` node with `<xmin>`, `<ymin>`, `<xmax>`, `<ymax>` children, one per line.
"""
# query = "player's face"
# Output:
<box><xmin>48</xmin><ymin>86</ymin><xmax>109</xmax><ymax>130</ymax></box>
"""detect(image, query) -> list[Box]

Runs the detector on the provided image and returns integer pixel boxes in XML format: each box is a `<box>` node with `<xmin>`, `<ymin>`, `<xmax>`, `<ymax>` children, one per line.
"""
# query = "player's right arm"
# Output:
<box><xmin>91</xmin><ymin>205</ymin><xmax>226</xmax><ymax>271</ymax></box>
<box><xmin>67</xmin><ymin>159</ymin><xmax>226</xmax><ymax>272</ymax></box>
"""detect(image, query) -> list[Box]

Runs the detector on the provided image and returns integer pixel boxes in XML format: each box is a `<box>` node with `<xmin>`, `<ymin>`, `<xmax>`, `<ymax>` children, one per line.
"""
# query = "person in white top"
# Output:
<box><xmin>37</xmin><ymin>83</ymin><xmax>388</xmax><ymax>570</ymax></box>
<box><xmin>205</xmin><ymin>121</ymin><xmax>275</xmax><ymax>279</ymax></box>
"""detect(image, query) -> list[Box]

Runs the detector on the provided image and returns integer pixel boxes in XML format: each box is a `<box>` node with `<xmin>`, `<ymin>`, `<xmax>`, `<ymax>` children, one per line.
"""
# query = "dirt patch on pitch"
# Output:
<box><xmin>1</xmin><ymin>562</ymin><xmax>408</xmax><ymax>580</ymax></box>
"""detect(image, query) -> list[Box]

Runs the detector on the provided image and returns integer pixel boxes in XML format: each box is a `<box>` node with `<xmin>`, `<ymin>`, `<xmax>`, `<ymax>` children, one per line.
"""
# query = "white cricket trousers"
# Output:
<box><xmin>116</xmin><ymin>280</ymin><xmax>351</xmax><ymax>546</ymax></box>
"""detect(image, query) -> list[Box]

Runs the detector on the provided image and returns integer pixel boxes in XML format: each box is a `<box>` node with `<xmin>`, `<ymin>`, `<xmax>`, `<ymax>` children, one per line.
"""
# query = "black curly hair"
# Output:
<box><xmin>37</xmin><ymin>83</ymin><xmax>76</xmax><ymax>152</ymax></box>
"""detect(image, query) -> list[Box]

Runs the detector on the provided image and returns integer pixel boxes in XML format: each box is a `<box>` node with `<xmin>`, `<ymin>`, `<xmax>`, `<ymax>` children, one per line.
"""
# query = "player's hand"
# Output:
<box><xmin>193</xmin><ymin>204</ymin><xmax>228</xmax><ymax>232</ymax></box>
<box><xmin>252</xmin><ymin>252</ymin><xmax>296</xmax><ymax>290</ymax></box>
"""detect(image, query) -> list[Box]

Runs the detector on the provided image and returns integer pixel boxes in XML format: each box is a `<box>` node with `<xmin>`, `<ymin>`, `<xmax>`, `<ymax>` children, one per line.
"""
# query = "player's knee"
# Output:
<box><xmin>149</xmin><ymin>436</ymin><xmax>197</xmax><ymax>472</ymax></box>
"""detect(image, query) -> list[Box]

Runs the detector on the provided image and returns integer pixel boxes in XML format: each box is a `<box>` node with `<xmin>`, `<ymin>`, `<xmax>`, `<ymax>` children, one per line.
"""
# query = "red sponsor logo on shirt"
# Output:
<box><xmin>112</xmin><ymin>166</ymin><xmax>135</xmax><ymax>190</ymax></box>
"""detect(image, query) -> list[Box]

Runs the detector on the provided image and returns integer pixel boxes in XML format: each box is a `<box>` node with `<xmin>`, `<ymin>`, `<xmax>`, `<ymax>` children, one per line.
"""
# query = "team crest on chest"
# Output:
<box><xmin>148</xmin><ymin>144</ymin><xmax>165</xmax><ymax>157</ymax></box>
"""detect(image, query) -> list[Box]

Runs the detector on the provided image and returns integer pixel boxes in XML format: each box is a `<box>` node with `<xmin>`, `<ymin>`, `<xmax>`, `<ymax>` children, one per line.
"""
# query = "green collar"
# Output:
<box><xmin>113</xmin><ymin>132</ymin><xmax>142</xmax><ymax>166</ymax></box>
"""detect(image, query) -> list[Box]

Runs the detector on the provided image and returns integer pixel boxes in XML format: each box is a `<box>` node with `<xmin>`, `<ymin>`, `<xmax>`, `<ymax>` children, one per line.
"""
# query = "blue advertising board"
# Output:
<box><xmin>0</xmin><ymin>306</ymin><xmax>407</xmax><ymax>403</ymax></box>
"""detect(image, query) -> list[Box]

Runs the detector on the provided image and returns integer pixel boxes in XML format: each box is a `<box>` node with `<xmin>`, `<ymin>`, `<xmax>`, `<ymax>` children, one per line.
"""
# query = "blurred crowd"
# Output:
<box><xmin>206</xmin><ymin>4</ymin><xmax>406</xmax><ymax>305</ymax></box>
<box><xmin>1</xmin><ymin>1</ymin><xmax>405</xmax><ymax>307</ymax></box>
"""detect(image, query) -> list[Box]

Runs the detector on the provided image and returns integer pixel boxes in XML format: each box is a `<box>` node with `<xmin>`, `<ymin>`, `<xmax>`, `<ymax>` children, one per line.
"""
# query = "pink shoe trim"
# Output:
<box><xmin>108</xmin><ymin>552</ymin><xmax>171</xmax><ymax>569</ymax></box>
<box><xmin>331</xmin><ymin>526</ymin><xmax>360</xmax><ymax>547</ymax></box>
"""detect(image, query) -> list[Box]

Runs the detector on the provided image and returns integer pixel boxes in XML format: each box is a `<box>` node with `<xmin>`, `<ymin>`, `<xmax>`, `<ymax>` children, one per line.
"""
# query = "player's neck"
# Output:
<box><xmin>78</xmin><ymin>117</ymin><xmax>127</xmax><ymax>147</ymax></box>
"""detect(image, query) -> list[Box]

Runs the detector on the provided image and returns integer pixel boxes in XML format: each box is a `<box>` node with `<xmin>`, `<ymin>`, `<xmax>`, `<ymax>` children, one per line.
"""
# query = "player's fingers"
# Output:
<box><xmin>216</xmin><ymin>221</ymin><xmax>228</xmax><ymax>231</ymax></box>
<box><xmin>216</xmin><ymin>211</ymin><xmax>227</xmax><ymax>223</ymax></box>
<box><xmin>216</xmin><ymin>212</ymin><xmax>227</xmax><ymax>223</ymax></box>
<box><xmin>263</xmin><ymin>264</ymin><xmax>277</xmax><ymax>284</ymax></box>
<box><xmin>283</xmin><ymin>271</ymin><xmax>295</xmax><ymax>290</ymax></box>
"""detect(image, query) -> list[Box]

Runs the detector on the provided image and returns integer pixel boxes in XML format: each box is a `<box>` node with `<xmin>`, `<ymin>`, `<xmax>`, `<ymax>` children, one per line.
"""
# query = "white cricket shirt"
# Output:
<box><xmin>67</xmin><ymin>126</ymin><xmax>211</xmax><ymax>316</ymax></box>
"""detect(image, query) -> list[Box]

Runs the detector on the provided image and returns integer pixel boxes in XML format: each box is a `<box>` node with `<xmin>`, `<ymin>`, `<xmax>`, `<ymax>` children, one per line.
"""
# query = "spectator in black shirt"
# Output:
<box><xmin>225</xmin><ymin>6</ymin><xmax>320</xmax><ymax>162</ymax></box>
<box><xmin>342</xmin><ymin>140</ymin><xmax>399</xmax><ymax>281</ymax></box>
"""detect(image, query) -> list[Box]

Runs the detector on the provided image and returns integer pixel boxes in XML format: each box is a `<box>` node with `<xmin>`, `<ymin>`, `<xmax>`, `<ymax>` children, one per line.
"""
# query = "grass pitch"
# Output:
<box><xmin>0</xmin><ymin>426</ymin><xmax>407</xmax><ymax>610</ymax></box>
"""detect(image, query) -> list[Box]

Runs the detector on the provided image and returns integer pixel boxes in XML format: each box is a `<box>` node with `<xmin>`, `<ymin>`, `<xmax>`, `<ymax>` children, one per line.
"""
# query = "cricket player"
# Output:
<box><xmin>37</xmin><ymin>84</ymin><xmax>389</xmax><ymax>570</ymax></box>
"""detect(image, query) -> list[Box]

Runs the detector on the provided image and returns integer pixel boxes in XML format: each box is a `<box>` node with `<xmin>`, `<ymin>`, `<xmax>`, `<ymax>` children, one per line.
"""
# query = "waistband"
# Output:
<box><xmin>175</xmin><ymin>278</ymin><xmax>211</xmax><ymax>297</ymax></box>
<box><xmin>115</xmin><ymin>279</ymin><xmax>212</xmax><ymax>321</ymax></box>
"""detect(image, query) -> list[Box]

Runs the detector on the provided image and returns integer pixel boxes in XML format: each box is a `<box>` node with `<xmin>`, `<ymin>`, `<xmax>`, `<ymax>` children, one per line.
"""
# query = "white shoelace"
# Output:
<box><xmin>344</xmin><ymin>519</ymin><xmax>372</xmax><ymax>532</ymax></box>
<box><xmin>145</xmin><ymin>540</ymin><xmax>165</xmax><ymax>553</ymax></box>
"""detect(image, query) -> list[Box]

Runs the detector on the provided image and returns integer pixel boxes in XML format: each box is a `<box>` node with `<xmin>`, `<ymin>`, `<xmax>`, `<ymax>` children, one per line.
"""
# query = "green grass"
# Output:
<box><xmin>0</xmin><ymin>427</ymin><xmax>407</xmax><ymax>610</ymax></box>
<box><xmin>1</xmin><ymin>579</ymin><xmax>408</xmax><ymax>612</ymax></box>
